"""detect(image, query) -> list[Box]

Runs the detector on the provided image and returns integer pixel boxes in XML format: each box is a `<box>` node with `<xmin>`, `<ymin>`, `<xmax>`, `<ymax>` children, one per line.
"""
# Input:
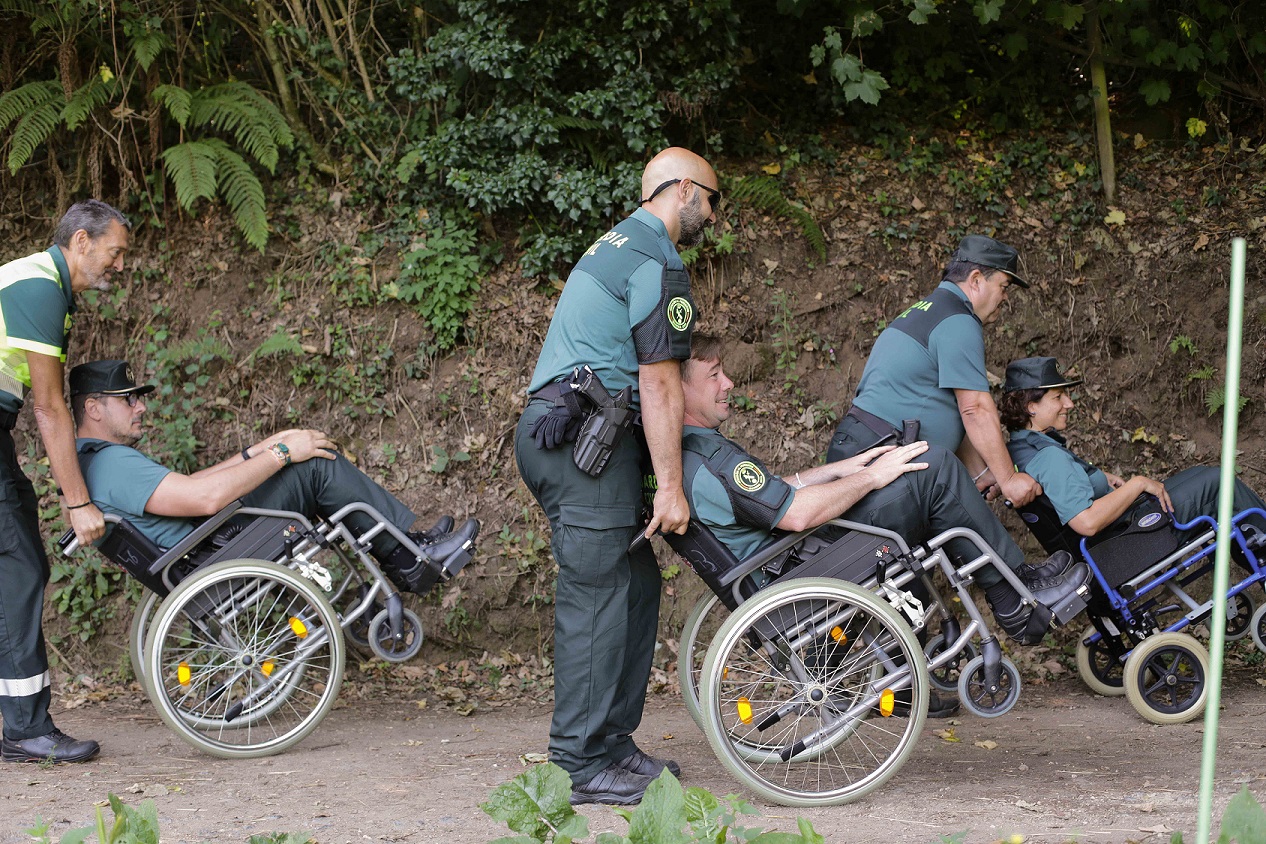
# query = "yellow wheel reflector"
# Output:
<box><xmin>736</xmin><ymin>697</ymin><xmax>753</xmax><ymax>724</ymax></box>
<box><xmin>830</xmin><ymin>626</ymin><xmax>847</xmax><ymax>644</ymax></box>
<box><xmin>722</xmin><ymin>666</ymin><xmax>729</xmax><ymax>680</ymax></box>
<box><xmin>177</xmin><ymin>662</ymin><xmax>191</xmax><ymax>686</ymax></box>
<box><xmin>879</xmin><ymin>688</ymin><xmax>895</xmax><ymax>717</ymax></box>
<box><xmin>289</xmin><ymin>617</ymin><xmax>308</xmax><ymax>638</ymax></box>
<box><xmin>262</xmin><ymin>660</ymin><xmax>275</xmax><ymax>677</ymax></box>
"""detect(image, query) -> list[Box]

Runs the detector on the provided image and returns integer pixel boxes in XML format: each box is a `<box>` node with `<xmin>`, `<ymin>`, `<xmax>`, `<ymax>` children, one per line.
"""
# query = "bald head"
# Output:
<box><xmin>639</xmin><ymin>147</ymin><xmax>719</xmax><ymax>247</ymax></box>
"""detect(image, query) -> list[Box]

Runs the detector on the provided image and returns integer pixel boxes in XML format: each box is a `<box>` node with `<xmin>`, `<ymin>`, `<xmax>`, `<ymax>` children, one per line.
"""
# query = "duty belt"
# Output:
<box><xmin>529</xmin><ymin>381</ymin><xmax>642</xmax><ymax>427</ymax></box>
<box><xmin>846</xmin><ymin>406</ymin><xmax>899</xmax><ymax>440</ymax></box>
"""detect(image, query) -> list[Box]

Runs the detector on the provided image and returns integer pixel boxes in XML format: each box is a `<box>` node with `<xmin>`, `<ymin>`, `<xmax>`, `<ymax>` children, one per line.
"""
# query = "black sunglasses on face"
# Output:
<box><xmin>641</xmin><ymin>178</ymin><xmax>721</xmax><ymax>212</ymax></box>
<box><xmin>90</xmin><ymin>392</ymin><xmax>142</xmax><ymax>407</ymax></box>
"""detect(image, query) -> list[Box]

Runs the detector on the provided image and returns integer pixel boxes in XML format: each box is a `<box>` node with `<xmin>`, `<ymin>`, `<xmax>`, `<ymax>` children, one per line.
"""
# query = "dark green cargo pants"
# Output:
<box><xmin>515</xmin><ymin>401</ymin><xmax>660</xmax><ymax>785</ymax></box>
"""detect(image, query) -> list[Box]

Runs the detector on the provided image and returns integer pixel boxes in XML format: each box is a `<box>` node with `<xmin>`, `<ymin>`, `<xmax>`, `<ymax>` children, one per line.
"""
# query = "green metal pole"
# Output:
<box><xmin>1194</xmin><ymin>237</ymin><xmax>1247</xmax><ymax>844</ymax></box>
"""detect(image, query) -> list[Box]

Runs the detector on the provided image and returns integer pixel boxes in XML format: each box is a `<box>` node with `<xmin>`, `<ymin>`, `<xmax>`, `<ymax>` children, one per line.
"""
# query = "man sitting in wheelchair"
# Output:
<box><xmin>678</xmin><ymin>336</ymin><xmax>1091</xmax><ymax>646</ymax></box>
<box><xmin>68</xmin><ymin>359</ymin><xmax>477</xmax><ymax>596</ymax></box>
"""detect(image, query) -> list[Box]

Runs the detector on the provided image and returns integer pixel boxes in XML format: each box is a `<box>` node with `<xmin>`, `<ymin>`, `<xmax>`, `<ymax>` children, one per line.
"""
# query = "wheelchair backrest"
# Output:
<box><xmin>97</xmin><ymin>518</ymin><xmax>167</xmax><ymax>594</ymax></box>
<box><xmin>1015</xmin><ymin>496</ymin><xmax>1082</xmax><ymax>556</ymax></box>
<box><xmin>663</xmin><ymin>521</ymin><xmax>757</xmax><ymax>610</ymax></box>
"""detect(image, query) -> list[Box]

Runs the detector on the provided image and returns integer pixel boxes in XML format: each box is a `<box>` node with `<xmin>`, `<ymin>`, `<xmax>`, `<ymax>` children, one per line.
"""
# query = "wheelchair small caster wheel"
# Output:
<box><xmin>1252</xmin><ymin>602</ymin><xmax>1266</xmax><ymax>655</ymax></box>
<box><xmin>368</xmin><ymin>608</ymin><xmax>424</xmax><ymax>662</ymax></box>
<box><xmin>1075</xmin><ymin>625</ymin><xmax>1126</xmax><ymax>697</ymax></box>
<box><xmin>1123</xmin><ymin>631</ymin><xmax>1207</xmax><ymax>725</ymax></box>
<box><xmin>923</xmin><ymin>634</ymin><xmax>978</xmax><ymax>695</ymax></box>
<box><xmin>957</xmin><ymin>654</ymin><xmax>1021</xmax><ymax>718</ymax></box>
<box><xmin>1222</xmin><ymin>591</ymin><xmax>1256</xmax><ymax>641</ymax></box>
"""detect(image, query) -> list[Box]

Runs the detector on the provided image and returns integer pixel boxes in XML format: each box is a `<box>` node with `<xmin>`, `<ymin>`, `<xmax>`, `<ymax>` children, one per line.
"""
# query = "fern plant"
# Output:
<box><xmin>154</xmin><ymin>83</ymin><xmax>294</xmax><ymax>251</ymax></box>
<box><xmin>0</xmin><ymin>77</ymin><xmax>116</xmax><ymax>176</ymax></box>
<box><xmin>728</xmin><ymin>174</ymin><xmax>827</xmax><ymax>261</ymax></box>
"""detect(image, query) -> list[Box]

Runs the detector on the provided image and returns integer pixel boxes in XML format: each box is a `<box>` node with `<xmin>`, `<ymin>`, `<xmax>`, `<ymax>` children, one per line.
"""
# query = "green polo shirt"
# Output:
<box><xmin>682</xmin><ymin>425</ymin><xmax>796</xmax><ymax>560</ymax></box>
<box><xmin>0</xmin><ymin>246</ymin><xmax>76</xmax><ymax>413</ymax></box>
<box><xmin>528</xmin><ymin>208</ymin><xmax>688</xmax><ymax>409</ymax></box>
<box><xmin>77</xmin><ymin>437</ymin><xmax>194</xmax><ymax>548</ymax></box>
<box><xmin>1008</xmin><ymin>428</ymin><xmax>1112</xmax><ymax>526</ymax></box>
<box><xmin>853</xmin><ymin>282</ymin><xmax>988</xmax><ymax>452</ymax></box>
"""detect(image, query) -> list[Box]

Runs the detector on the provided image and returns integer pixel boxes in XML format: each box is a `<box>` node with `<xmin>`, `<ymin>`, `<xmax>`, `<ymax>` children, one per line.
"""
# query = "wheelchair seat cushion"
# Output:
<box><xmin>1084</xmin><ymin>495</ymin><xmax>1184</xmax><ymax>589</ymax></box>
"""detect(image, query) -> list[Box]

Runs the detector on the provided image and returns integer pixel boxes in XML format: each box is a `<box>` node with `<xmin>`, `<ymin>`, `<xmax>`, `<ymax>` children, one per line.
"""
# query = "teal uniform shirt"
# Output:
<box><xmin>852</xmin><ymin>282</ymin><xmax>988</xmax><ymax>452</ymax></box>
<box><xmin>1008</xmin><ymin>428</ymin><xmax>1112</xmax><ymax>525</ymax></box>
<box><xmin>0</xmin><ymin>247</ymin><xmax>76</xmax><ymax>413</ymax></box>
<box><xmin>682</xmin><ymin>425</ymin><xmax>795</xmax><ymax>560</ymax></box>
<box><xmin>527</xmin><ymin>208</ymin><xmax>693</xmax><ymax>409</ymax></box>
<box><xmin>76</xmin><ymin>438</ymin><xmax>194</xmax><ymax>548</ymax></box>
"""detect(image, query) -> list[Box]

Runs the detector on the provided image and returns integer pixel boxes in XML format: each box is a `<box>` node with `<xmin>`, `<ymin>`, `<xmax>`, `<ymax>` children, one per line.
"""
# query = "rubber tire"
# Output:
<box><xmin>129</xmin><ymin>590</ymin><xmax>163</xmax><ymax>697</ymax></box>
<box><xmin>957</xmin><ymin>654</ymin><xmax>1022</xmax><ymax>719</ymax></box>
<box><xmin>923</xmin><ymin>633</ymin><xmax>979</xmax><ymax>695</ymax></box>
<box><xmin>1222</xmin><ymin>591</ymin><xmax>1256</xmax><ymax>642</ymax></box>
<box><xmin>1123</xmin><ymin>631</ymin><xmax>1208</xmax><ymax>726</ymax></box>
<box><xmin>699</xmin><ymin>577</ymin><xmax>927</xmax><ymax>807</ymax></box>
<box><xmin>679</xmin><ymin>594</ymin><xmax>726</xmax><ymax>730</ymax></box>
<box><xmin>145</xmin><ymin>558</ymin><xmax>345</xmax><ymax>758</ymax></box>
<box><xmin>1251</xmin><ymin>602</ymin><xmax>1266</xmax><ymax>654</ymax></box>
<box><xmin>1075</xmin><ymin>625</ymin><xmax>1127</xmax><ymax>697</ymax></box>
<box><xmin>367</xmin><ymin>607</ymin><xmax>425</xmax><ymax>662</ymax></box>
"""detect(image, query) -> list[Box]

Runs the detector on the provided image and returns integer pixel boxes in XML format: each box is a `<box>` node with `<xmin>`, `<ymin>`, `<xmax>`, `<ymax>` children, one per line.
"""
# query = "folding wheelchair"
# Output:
<box><xmin>1016</xmin><ymin>494</ymin><xmax>1266</xmax><ymax>725</ymax></box>
<box><xmin>661</xmin><ymin>517</ymin><xmax>1090</xmax><ymax>807</ymax></box>
<box><xmin>61</xmin><ymin>499</ymin><xmax>475</xmax><ymax>758</ymax></box>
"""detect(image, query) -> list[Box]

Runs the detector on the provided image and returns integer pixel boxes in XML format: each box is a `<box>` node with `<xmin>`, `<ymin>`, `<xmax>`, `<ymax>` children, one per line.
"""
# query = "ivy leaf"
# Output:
<box><xmin>1140</xmin><ymin>79</ymin><xmax>1172</xmax><ymax>105</ymax></box>
<box><xmin>974</xmin><ymin>0</ymin><xmax>1004</xmax><ymax>25</ymax></box>
<box><xmin>844</xmin><ymin>69</ymin><xmax>891</xmax><ymax>105</ymax></box>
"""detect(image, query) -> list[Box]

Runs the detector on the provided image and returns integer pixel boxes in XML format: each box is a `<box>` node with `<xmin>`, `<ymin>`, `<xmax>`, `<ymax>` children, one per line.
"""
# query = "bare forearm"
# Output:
<box><xmin>961</xmin><ymin>406</ymin><xmax>1014</xmax><ymax>482</ymax></box>
<box><xmin>640</xmin><ymin>374</ymin><xmax>684</xmax><ymax>491</ymax></box>
<box><xmin>779</xmin><ymin>472</ymin><xmax>879</xmax><ymax>532</ymax></box>
<box><xmin>33</xmin><ymin>401</ymin><xmax>90</xmax><ymax>504</ymax></box>
<box><xmin>1068</xmin><ymin>477</ymin><xmax>1156</xmax><ymax>536</ymax></box>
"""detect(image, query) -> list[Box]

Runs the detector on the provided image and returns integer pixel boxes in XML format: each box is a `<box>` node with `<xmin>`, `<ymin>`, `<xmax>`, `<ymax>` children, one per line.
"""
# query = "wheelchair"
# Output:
<box><xmin>60</xmin><ymin>499</ymin><xmax>476</xmax><ymax>759</ymax></box>
<box><xmin>661</xmin><ymin>516</ymin><xmax>1091</xmax><ymax>807</ymax></box>
<box><xmin>1015</xmin><ymin>493</ymin><xmax>1266</xmax><ymax>725</ymax></box>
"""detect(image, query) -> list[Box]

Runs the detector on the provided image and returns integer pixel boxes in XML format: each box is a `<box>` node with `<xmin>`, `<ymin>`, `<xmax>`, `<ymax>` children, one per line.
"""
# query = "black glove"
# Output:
<box><xmin>530</xmin><ymin>405</ymin><xmax>583</xmax><ymax>449</ymax></box>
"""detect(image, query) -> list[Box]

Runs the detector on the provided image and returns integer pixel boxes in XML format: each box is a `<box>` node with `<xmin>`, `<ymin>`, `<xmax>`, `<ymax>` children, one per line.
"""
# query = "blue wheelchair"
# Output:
<box><xmin>1016</xmin><ymin>493</ymin><xmax>1266</xmax><ymax>724</ymax></box>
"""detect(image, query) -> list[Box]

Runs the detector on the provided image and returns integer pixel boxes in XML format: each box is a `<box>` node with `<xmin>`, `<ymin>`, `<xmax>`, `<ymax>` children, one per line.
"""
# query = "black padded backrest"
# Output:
<box><xmin>1083</xmin><ymin>495</ymin><xmax>1184</xmax><ymax>590</ymax></box>
<box><xmin>195</xmin><ymin>514</ymin><xmax>300</xmax><ymax>567</ymax></box>
<box><xmin>663</xmin><ymin>521</ymin><xmax>753</xmax><ymax>610</ymax></box>
<box><xmin>1015</xmin><ymin>496</ymin><xmax>1082</xmax><ymax>556</ymax></box>
<box><xmin>97</xmin><ymin>519</ymin><xmax>168</xmax><ymax>595</ymax></box>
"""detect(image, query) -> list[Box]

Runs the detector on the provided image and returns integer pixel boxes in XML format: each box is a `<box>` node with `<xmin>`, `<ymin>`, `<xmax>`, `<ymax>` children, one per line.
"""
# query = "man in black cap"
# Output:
<box><xmin>0</xmin><ymin>200</ymin><xmax>130</xmax><ymax>765</ymax></box>
<box><xmin>68</xmin><ymin>360</ymin><xmax>477</xmax><ymax>596</ymax></box>
<box><xmin>826</xmin><ymin>235</ymin><xmax>1042</xmax><ymax>510</ymax></box>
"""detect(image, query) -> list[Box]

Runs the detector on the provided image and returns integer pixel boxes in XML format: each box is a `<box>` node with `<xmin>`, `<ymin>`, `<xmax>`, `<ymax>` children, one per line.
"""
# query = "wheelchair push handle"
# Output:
<box><xmin>59</xmin><ymin>513</ymin><xmax>123</xmax><ymax>556</ymax></box>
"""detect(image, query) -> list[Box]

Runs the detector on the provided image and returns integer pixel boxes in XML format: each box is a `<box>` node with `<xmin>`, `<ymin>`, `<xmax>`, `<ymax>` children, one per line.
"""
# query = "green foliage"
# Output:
<box><xmin>0</xmin><ymin>79</ymin><xmax>64</xmax><ymax>175</ymax></box>
<box><xmin>480</xmin><ymin>763</ymin><xmax>823</xmax><ymax>843</ymax></box>
<box><xmin>25</xmin><ymin>794</ymin><xmax>312</xmax><ymax>844</ymax></box>
<box><xmin>1205</xmin><ymin>387</ymin><xmax>1250</xmax><ymax>418</ymax></box>
<box><xmin>388</xmin><ymin>221</ymin><xmax>486</xmax><ymax>350</ymax></box>
<box><xmin>728</xmin><ymin>176</ymin><xmax>826</xmax><ymax>261</ymax></box>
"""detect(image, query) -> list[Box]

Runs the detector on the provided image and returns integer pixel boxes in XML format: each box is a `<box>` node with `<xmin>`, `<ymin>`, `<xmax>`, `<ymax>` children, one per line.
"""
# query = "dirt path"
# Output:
<box><xmin>3</xmin><ymin>676</ymin><xmax>1265</xmax><ymax>844</ymax></box>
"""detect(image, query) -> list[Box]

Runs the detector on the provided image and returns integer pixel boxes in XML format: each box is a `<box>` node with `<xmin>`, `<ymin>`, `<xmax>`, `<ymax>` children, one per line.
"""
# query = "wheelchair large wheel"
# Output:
<box><xmin>699</xmin><ymin>577</ymin><xmax>927</xmax><ymax>807</ymax></box>
<box><xmin>145</xmin><ymin>559</ymin><xmax>345</xmax><ymax>758</ymax></box>
<box><xmin>129</xmin><ymin>591</ymin><xmax>163</xmax><ymax>696</ymax></box>
<box><xmin>1123</xmin><ymin>631</ymin><xmax>1208</xmax><ymax>725</ymax></box>
<box><xmin>1075</xmin><ymin>625</ymin><xmax>1127</xmax><ymax>697</ymax></box>
<box><xmin>923</xmin><ymin>633</ymin><xmax>978</xmax><ymax>695</ymax></box>
<box><xmin>679</xmin><ymin>593</ymin><xmax>726</xmax><ymax>730</ymax></box>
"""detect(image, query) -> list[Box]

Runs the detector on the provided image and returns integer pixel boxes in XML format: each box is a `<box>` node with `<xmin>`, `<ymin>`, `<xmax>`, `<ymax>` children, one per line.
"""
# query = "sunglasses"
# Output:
<box><xmin>641</xmin><ymin>178</ymin><xmax>722</xmax><ymax>212</ymax></box>
<box><xmin>89</xmin><ymin>392</ymin><xmax>142</xmax><ymax>407</ymax></box>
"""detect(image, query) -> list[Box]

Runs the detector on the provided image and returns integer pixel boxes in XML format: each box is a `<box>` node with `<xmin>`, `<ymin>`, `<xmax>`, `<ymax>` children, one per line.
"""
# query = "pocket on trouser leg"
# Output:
<box><xmin>555</xmin><ymin>504</ymin><xmax>639</xmax><ymax>588</ymax></box>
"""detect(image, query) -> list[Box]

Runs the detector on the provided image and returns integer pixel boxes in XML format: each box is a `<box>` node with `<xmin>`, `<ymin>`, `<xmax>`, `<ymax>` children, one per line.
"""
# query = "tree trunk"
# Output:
<box><xmin>1088</xmin><ymin>6</ymin><xmax>1116</xmax><ymax>203</ymax></box>
<box><xmin>255</xmin><ymin>0</ymin><xmax>337</xmax><ymax>176</ymax></box>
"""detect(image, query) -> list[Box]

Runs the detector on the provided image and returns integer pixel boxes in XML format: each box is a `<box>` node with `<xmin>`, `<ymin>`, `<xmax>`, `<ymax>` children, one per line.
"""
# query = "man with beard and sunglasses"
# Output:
<box><xmin>0</xmin><ymin>200</ymin><xmax>130</xmax><ymax>764</ymax></box>
<box><xmin>515</xmin><ymin>147</ymin><xmax>719</xmax><ymax>806</ymax></box>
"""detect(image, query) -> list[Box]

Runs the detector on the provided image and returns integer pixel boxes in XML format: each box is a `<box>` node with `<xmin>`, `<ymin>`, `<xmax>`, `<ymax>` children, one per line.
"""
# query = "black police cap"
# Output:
<box><xmin>952</xmin><ymin>235</ymin><xmax>1029</xmax><ymax>289</ymax></box>
<box><xmin>1003</xmin><ymin>357</ymin><xmax>1082</xmax><ymax>393</ymax></box>
<box><xmin>69</xmin><ymin>360</ymin><xmax>156</xmax><ymax>398</ymax></box>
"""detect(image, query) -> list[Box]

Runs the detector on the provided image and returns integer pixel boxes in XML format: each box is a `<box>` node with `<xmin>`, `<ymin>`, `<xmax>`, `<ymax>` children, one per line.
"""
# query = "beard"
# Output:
<box><xmin>677</xmin><ymin>196</ymin><xmax>710</xmax><ymax>248</ymax></box>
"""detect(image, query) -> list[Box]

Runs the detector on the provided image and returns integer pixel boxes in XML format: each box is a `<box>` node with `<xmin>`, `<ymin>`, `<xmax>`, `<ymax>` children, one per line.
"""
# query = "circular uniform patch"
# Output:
<box><xmin>733</xmin><ymin>461</ymin><xmax>765</xmax><ymax>492</ymax></box>
<box><xmin>667</xmin><ymin>297</ymin><xmax>693</xmax><ymax>331</ymax></box>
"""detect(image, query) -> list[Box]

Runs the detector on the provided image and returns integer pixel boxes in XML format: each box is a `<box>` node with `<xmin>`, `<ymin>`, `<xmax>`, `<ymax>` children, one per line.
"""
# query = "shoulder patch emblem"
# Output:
<box><xmin>733</xmin><ymin>461</ymin><xmax>765</xmax><ymax>492</ymax></box>
<box><xmin>667</xmin><ymin>297</ymin><xmax>693</xmax><ymax>331</ymax></box>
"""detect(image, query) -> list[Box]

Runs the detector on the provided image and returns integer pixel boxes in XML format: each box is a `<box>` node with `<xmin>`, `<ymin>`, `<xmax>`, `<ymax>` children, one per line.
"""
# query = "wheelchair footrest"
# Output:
<box><xmin>1047</xmin><ymin>581</ymin><xmax>1091</xmax><ymax>627</ymax></box>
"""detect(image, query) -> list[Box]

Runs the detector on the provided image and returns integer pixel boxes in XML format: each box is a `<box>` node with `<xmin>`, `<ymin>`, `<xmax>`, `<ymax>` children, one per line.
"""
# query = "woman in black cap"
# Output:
<box><xmin>998</xmin><ymin>356</ymin><xmax>1266</xmax><ymax>538</ymax></box>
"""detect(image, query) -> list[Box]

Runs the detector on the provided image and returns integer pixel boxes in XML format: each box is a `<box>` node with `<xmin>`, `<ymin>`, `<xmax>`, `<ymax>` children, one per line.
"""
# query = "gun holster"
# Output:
<box><xmin>568</xmin><ymin>366</ymin><xmax>635</xmax><ymax>477</ymax></box>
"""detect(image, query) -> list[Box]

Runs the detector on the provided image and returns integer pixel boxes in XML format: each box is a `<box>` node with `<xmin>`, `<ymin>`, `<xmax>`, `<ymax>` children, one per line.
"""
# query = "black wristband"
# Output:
<box><xmin>66</xmin><ymin>501</ymin><xmax>93</xmax><ymax>510</ymax></box>
<box><xmin>242</xmin><ymin>447</ymin><xmax>252</xmax><ymax>461</ymax></box>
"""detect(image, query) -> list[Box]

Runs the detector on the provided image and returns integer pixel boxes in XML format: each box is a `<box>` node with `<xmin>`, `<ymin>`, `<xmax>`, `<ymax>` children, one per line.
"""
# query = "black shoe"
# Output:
<box><xmin>2</xmin><ymin>729</ymin><xmax>100</xmax><ymax>763</ymax></box>
<box><xmin>1016</xmin><ymin>550</ymin><xmax>1074</xmax><ymax>583</ymax></box>
<box><xmin>408</xmin><ymin>515</ymin><xmax>454</xmax><ymax>546</ymax></box>
<box><xmin>997</xmin><ymin>562</ymin><xmax>1092</xmax><ymax>644</ymax></box>
<box><xmin>614</xmin><ymin>749</ymin><xmax>681</xmax><ymax>778</ymax></box>
<box><xmin>570</xmin><ymin>764</ymin><xmax>653</xmax><ymax>805</ymax></box>
<box><xmin>427</xmin><ymin>518</ymin><xmax>480</xmax><ymax>576</ymax></box>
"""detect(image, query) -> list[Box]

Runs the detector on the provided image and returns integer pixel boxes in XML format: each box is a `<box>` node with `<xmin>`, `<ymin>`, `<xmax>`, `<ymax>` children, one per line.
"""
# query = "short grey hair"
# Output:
<box><xmin>53</xmin><ymin>200</ymin><xmax>131</xmax><ymax>247</ymax></box>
